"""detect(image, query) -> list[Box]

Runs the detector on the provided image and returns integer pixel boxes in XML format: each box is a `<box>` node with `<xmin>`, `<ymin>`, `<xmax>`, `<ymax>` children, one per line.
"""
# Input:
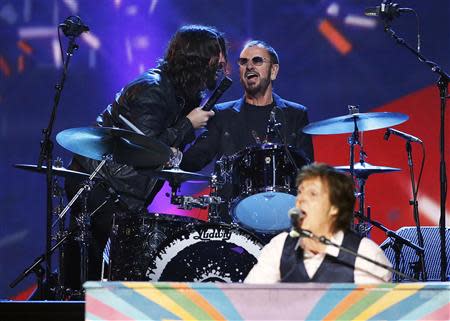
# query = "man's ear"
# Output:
<box><xmin>329</xmin><ymin>205</ymin><xmax>339</xmax><ymax>217</ymax></box>
<box><xmin>270</xmin><ymin>64</ymin><xmax>279</xmax><ymax>81</ymax></box>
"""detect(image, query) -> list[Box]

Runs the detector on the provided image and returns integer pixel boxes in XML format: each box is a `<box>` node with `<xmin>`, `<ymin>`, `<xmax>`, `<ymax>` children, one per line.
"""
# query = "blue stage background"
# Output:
<box><xmin>0</xmin><ymin>0</ymin><xmax>448</xmax><ymax>298</ymax></box>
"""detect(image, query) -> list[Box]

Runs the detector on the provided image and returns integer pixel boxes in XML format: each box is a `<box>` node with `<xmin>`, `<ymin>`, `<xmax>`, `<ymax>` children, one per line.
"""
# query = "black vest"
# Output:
<box><xmin>280</xmin><ymin>231</ymin><xmax>363</xmax><ymax>282</ymax></box>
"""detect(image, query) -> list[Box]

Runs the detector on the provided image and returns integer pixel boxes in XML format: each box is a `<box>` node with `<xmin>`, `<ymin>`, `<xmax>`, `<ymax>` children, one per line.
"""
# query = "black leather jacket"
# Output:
<box><xmin>71</xmin><ymin>69</ymin><xmax>195</xmax><ymax>210</ymax></box>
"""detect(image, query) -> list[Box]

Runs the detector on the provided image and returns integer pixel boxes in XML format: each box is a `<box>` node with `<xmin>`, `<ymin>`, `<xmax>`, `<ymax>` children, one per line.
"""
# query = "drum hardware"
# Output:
<box><xmin>53</xmin><ymin>126</ymin><xmax>170</xmax><ymax>293</ymax></box>
<box><xmin>11</xmin><ymin>159</ymin><xmax>77</xmax><ymax>299</ymax></box>
<box><xmin>304</xmin><ymin>107</ymin><xmax>409</xmax><ymax>237</ymax></box>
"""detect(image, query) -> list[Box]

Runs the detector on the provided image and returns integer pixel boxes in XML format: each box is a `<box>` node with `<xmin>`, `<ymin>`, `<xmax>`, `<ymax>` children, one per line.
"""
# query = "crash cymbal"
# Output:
<box><xmin>14</xmin><ymin>164</ymin><xmax>91</xmax><ymax>179</ymax></box>
<box><xmin>303</xmin><ymin>112</ymin><xmax>408</xmax><ymax>135</ymax></box>
<box><xmin>150</xmin><ymin>168</ymin><xmax>211</xmax><ymax>183</ymax></box>
<box><xmin>334</xmin><ymin>162</ymin><xmax>401</xmax><ymax>178</ymax></box>
<box><xmin>56</xmin><ymin>127</ymin><xmax>171</xmax><ymax>167</ymax></box>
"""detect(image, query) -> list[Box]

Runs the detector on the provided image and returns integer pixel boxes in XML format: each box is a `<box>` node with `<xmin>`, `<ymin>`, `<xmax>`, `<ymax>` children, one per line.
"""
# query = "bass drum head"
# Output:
<box><xmin>146</xmin><ymin>223</ymin><xmax>263</xmax><ymax>282</ymax></box>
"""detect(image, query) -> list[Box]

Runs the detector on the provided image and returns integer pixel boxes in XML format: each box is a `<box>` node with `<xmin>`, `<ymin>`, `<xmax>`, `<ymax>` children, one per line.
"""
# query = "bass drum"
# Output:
<box><xmin>146</xmin><ymin>223</ymin><xmax>263</xmax><ymax>282</ymax></box>
<box><xmin>108</xmin><ymin>213</ymin><xmax>201</xmax><ymax>281</ymax></box>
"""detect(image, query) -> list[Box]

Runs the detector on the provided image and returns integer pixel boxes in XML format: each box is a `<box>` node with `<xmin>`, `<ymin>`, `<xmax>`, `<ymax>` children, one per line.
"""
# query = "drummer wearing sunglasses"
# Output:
<box><xmin>181</xmin><ymin>41</ymin><xmax>314</xmax><ymax>229</ymax></box>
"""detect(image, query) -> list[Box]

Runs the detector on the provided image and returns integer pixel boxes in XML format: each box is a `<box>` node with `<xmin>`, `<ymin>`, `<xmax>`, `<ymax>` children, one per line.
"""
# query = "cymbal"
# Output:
<box><xmin>56</xmin><ymin>127</ymin><xmax>171</xmax><ymax>167</ymax></box>
<box><xmin>14</xmin><ymin>164</ymin><xmax>91</xmax><ymax>179</ymax></box>
<box><xmin>303</xmin><ymin>112</ymin><xmax>408</xmax><ymax>135</ymax></box>
<box><xmin>334</xmin><ymin>162</ymin><xmax>401</xmax><ymax>178</ymax></box>
<box><xmin>149</xmin><ymin>168</ymin><xmax>211</xmax><ymax>183</ymax></box>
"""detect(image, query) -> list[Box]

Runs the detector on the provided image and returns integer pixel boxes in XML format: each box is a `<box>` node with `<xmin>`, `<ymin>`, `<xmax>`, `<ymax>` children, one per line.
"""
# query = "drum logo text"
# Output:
<box><xmin>195</xmin><ymin>228</ymin><xmax>232</xmax><ymax>241</ymax></box>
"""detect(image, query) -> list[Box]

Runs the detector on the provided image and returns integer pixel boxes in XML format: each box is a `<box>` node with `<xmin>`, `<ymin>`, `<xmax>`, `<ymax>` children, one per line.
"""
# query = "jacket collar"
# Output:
<box><xmin>232</xmin><ymin>92</ymin><xmax>286</xmax><ymax>112</ymax></box>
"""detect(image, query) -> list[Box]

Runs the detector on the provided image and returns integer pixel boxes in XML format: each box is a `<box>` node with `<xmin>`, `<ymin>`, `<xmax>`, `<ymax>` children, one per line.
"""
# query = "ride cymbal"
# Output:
<box><xmin>303</xmin><ymin>112</ymin><xmax>408</xmax><ymax>135</ymax></box>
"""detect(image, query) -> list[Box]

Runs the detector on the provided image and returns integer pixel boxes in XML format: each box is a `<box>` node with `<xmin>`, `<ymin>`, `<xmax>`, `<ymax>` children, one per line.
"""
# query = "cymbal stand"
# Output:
<box><xmin>347</xmin><ymin>106</ymin><xmax>368</xmax><ymax>235</ymax></box>
<box><xmin>54</xmin><ymin>156</ymin><xmax>109</xmax><ymax>287</ymax></box>
<box><xmin>354</xmin><ymin>149</ymin><xmax>372</xmax><ymax>237</ymax></box>
<box><xmin>347</xmin><ymin>105</ymin><xmax>361</xmax><ymax>180</ymax></box>
<box><xmin>208</xmin><ymin>174</ymin><xmax>222</xmax><ymax>222</ymax></box>
<box><xmin>51</xmin><ymin>163</ymin><xmax>69</xmax><ymax>299</ymax></box>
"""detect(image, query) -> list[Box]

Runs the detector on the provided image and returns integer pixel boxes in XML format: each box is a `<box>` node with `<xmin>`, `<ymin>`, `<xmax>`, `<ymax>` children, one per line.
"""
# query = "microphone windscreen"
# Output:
<box><xmin>288</xmin><ymin>207</ymin><xmax>300</xmax><ymax>217</ymax></box>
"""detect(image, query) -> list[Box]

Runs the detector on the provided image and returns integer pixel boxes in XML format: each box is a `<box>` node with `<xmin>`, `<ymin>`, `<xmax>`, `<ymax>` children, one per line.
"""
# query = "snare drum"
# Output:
<box><xmin>108</xmin><ymin>213</ymin><xmax>201</xmax><ymax>281</ymax></box>
<box><xmin>146</xmin><ymin>223</ymin><xmax>263</xmax><ymax>282</ymax></box>
<box><xmin>230</xmin><ymin>144</ymin><xmax>308</xmax><ymax>232</ymax></box>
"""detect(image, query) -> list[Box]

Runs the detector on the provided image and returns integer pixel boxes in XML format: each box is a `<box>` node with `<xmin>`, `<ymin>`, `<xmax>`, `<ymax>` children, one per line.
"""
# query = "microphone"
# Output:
<box><xmin>59</xmin><ymin>16</ymin><xmax>90</xmax><ymax>37</ymax></box>
<box><xmin>288</xmin><ymin>208</ymin><xmax>308</xmax><ymax>238</ymax></box>
<box><xmin>364</xmin><ymin>1</ymin><xmax>412</xmax><ymax>20</ymax></box>
<box><xmin>201</xmin><ymin>76</ymin><xmax>232</xmax><ymax>111</ymax></box>
<box><xmin>384</xmin><ymin>128</ymin><xmax>422</xmax><ymax>143</ymax></box>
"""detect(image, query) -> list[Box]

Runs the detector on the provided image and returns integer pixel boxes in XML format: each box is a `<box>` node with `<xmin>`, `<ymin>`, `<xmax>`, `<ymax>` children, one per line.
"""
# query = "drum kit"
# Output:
<box><xmin>13</xmin><ymin>106</ymin><xmax>415</xmax><ymax>293</ymax></box>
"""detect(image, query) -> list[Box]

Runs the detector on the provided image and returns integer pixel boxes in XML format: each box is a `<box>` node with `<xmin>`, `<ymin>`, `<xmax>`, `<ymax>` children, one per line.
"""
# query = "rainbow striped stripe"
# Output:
<box><xmin>85</xmin><ymin>282</ymin><xmax>450</xmax><ymax>320</ymax></box>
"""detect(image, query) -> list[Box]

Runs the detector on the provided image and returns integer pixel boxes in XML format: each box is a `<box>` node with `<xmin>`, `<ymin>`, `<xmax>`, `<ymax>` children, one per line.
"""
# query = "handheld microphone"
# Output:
<box><xmin>384</xmin><ymin>128</ymin><xmax>422</xmax><ymax>143</ymax></box>
<box><xmin>201</xmin><ymin>76</ymin><xmax>232</xmax><ymax>111</ymax></box>
<box><xmin>59</xmin><ymin>16</ymin><xmax>89</xmax><ymax>37</ymax></box>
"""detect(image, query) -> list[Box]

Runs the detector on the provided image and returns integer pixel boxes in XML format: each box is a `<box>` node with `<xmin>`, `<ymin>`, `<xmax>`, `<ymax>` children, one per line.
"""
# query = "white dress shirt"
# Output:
<box><xmin>244</xmin><ymin>231</ymin><xmax>392</xmax><ymax>284</ymax></box>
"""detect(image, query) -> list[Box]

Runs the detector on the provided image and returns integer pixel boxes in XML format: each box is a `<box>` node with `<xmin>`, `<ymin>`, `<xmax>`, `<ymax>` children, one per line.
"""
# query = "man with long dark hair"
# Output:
<box><xmin>63</xmin><ymin>25</ymin><xmax>227</xmax><ymax>290</ymax></box>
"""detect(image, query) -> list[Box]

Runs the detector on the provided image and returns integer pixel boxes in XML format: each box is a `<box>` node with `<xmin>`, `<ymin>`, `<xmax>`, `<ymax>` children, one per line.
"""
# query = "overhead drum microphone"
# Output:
<box><xmin>364</xmin><ymin>1</ymin><xmax>413</xmax><ymax>21</ymax></box>
<box><xmin>59</xmin><ymin>15</ymin><xmax>90</xmax><ymax>37</ymax></box>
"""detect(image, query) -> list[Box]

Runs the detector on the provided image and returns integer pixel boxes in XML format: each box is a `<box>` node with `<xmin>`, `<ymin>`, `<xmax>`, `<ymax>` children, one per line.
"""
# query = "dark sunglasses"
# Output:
<box><xmin>237</xmin><ymin>56</ymin><xmax>271</xmax><ymax>66</ymax></box>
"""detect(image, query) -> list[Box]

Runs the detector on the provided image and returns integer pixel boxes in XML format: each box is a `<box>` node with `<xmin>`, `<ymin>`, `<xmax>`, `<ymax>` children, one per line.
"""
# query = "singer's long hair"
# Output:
<box><xmin>296</xmin><ymin>163</ymin><xmax>355</xmax><ymax>233</ymax></box>
<box><xmin>158</xmin><ymin>25</ymin><xmax>227</xmax><ymax>112</ymax></box>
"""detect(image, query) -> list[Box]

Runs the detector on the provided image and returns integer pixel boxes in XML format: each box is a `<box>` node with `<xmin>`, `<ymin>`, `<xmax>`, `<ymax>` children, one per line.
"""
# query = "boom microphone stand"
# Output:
<box><xmin>371</xmin><ymin>0</ymin><xmax>448</xmax><ymax>281</ymax></box>
<box><xmin>35</xmin><ymin>15</ymin><xmax>89</xmax><ymax>297</ymax></box>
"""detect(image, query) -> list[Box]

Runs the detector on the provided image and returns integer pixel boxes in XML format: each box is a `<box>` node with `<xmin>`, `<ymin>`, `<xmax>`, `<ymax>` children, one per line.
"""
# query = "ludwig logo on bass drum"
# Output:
<box><xmin>194</xmin><ymin>228</ymin><xmax>232</xmax><ymax>241</ymax></box>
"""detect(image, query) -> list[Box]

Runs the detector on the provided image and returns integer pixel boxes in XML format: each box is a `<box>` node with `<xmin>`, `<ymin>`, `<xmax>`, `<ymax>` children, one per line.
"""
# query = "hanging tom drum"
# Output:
<box><xmin>230</xmin><ymin>143</ymin><xmax>308</xmax><ymax>233</ymax></box>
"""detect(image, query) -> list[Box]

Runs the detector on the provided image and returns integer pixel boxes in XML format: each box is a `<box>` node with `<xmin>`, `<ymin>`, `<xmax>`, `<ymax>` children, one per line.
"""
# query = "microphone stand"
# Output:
<box><xmin>295</xmin><ymin>227</ymin><xmax>419</xmax><ymax>282</ymax></box>
<box><xmin>269</xmin><ymin>106</ymin><xmax>300</xmax><ymax>173</ymax></box>
<box><xmin>36</xmin><ymin>31</ymin><xmax>80</xmax><ymax>297</ymax></box>
<box><xmin>354</xmin><ymin>211</ymin><xmax>424</xmax><ymax>282</ymax></box>
<box><xmin>382</xmin><ymin>16</ymin><xmax>448</xmax><ymax>281</ymax></box>
<box><xmin>406</xmin><ymin>142</ymin><xmax>427</xmax><ymax>281</ymax></box>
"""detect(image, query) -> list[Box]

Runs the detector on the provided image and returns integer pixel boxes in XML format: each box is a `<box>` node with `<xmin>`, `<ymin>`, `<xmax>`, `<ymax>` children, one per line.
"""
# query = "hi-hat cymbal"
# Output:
<box><xmin>14</xmin><ymin>164</ymin><xmax>91</xmax><ymax>179</ymax></box>
<box><xmin>303</xmin><ymin>112</ymin><xmax>408</xmax><ymax>135</ymax></box>
<box><xmin>56</xmin><ymin>127</ymin><xmax>171</xmax><ymax>167</ymax></box>
<box><xmin>334</xmin><ymin>162</ymin><xmax>401</xmax><ymax>178</ymax></box>
<box><xmin>149</xmin><ymin>168</ymin><xmax>211</xmax><ymax>183</ymax></box>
